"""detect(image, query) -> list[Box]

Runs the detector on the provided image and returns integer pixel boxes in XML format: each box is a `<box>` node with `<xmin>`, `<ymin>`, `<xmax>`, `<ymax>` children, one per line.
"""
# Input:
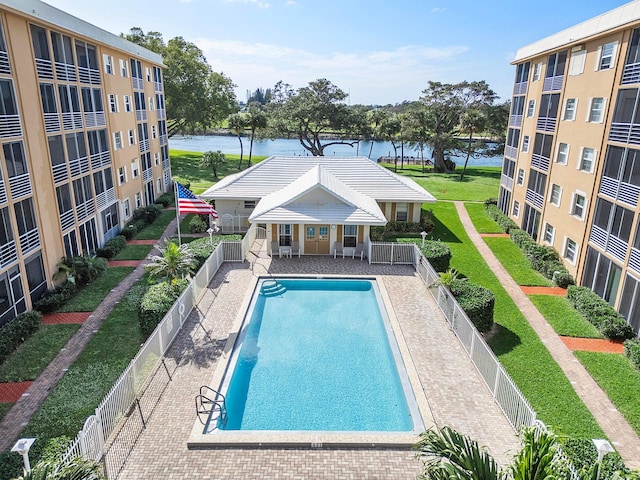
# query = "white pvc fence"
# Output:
<box><xmin>412</xmin><ymin>246</ymin><xmax>537</xmax><ymax>431</ymax></box>
<box><xmin>369</xmin><ymin>242</ymin><xmax>417</xmax><ymax>265</ymax></box>
<box><xmin>59</xmin><ymin>240</ymin><xmax>243</xmax><ymax>474</ymax></box>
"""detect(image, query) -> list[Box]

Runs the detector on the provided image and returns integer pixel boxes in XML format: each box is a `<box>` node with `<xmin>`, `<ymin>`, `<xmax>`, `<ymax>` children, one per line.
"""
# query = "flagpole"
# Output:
<box><xmin>174</xmin><ymin>181</ymin><xmax>181</xmax><ymax>245</ymax></box>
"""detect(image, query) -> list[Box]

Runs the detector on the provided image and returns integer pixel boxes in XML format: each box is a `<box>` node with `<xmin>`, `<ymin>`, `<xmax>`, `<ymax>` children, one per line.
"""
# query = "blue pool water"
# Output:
<box><xmin>217</xmin><ymin>278</ymin><xmax>416</xmax><ymax>431</ymax></box>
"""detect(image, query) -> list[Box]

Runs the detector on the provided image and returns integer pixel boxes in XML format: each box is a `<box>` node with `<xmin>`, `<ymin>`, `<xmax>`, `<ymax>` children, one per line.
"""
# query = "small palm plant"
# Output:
<box><xmin>144</xmin><ymin>240</ymin><xmax>196</xmax><ymax>284</ymax></box>
<box><xmin>437</xmin><ymin>268</ymin><xmax>460</xmax><ymax>290</ymax></box>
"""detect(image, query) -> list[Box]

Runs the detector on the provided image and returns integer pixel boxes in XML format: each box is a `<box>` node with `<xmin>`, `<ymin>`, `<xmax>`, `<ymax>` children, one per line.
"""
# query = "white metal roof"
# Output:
<box><xmin>514</xmin><ymin>0</ymin><xmax>640</xmax><ymax>63</ymax></box>
<box><xmin>249</xmin><ymin>165</ymin><xmax>387</xmax><ymax>225</ymax></box>
<box><xmin>1</xmin><ymin>0</ymin><xmax>164</xmax><ymax>65</ymax></box>
<box><xmin>201</xmin><ymin>155</ymin><xmax>436</xmax><ymax>203</ymax></box>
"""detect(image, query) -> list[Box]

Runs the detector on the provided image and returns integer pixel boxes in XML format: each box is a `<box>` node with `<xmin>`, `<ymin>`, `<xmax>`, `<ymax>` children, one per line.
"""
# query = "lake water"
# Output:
<box><xmin>169</xmin><ymin>135</ymin><xmax>503</xmax><ymax>167</ymax></box>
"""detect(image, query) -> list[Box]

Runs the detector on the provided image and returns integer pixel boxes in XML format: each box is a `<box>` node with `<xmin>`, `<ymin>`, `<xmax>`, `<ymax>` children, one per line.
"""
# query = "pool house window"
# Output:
<box><xmin>343</xmin><ymin>225</ymin><xmax>357</xmax><ymax>247</ymax></box>
<box><xmin>278</xmin><ymin>224</ymin><xmax>292</xmax><ymax>246</ymax></box>
<box><xmin>395</xmin><ymin>203</ymin><xmax>408</xmax><ymax>221</ymax></box>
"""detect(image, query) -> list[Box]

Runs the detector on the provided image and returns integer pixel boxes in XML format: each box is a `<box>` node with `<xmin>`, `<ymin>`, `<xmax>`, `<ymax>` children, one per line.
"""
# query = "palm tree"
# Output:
<box><xmin>145</xmin><ymin>240</ymin><xmax>196</xmax><ymax>283</ymax></box>
<box><xmin>11</xmin><ymin>456</ymin><xmax>105</xmax><ymax>479</ymax></box>
<box><xmin>245</xmin><ymin>102</ymin><xmax>267</xmax><ymax>166</ymax></box>
<box><xmin>227</xmin><ymin>113</ymin><xmax>246</xmax><ymax>170</ymax></box>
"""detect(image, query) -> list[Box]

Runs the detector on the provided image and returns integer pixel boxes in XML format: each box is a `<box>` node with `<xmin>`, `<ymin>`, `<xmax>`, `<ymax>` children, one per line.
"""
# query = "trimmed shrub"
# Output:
<box><xmin>484</xmin><ymin>203</ymin><xmax>518</xmax><ymax>233</ymax></box>
<box><xmin>138</xmin><ymin>279</ymin><xmax>188</xmax><ymax>336</ymax></box>
<box><xmin>189</xmin><ymin>214</ymin><xmax>208</xmax><ymax>233</ymax></box>
<box><xmin>33</xmin><ymin>281</ymin><xmax>77</xmax><ymax>313</ymax></box>
<box><xmin>601</xmin><ymin>316</ymin><xmax>635</xmax><ymax>341</ymax></box>
<box><xmin>122</xmin><ymin>222</ymin><xmax>138</xmax><ymax>240</ymax></box>
<box><xmin>155</xmin><ymin>192</ymin><xmax>174</xmax><ymax>208</ymax></box>
<box><xmin>96</xmin><ymin>235</ymin><xmax>127</xmax><ymax>259</ymax></box>
<box><xmin>450</xmin><ymin>279</ymin><xmax>495</xmax><ymax>333</ymax></box>
<box><xmin>420</xmin><ymin>240</ymin><xmax>451</xmax><ymax>272</ymax></box>
<box><xmin>624</xmin><ymin>339</ymin><xmax>640</xmax><ymax>370</ymax></box>
<box><xmin>509</xmin><ymin>228</ymin><xmax>533</xmax><ymax>249</ymax></box>
<box><xmin>61</xmin><ymin>255</ymin><xmax>107</xmax><ymax>285</ymax></box>
<box><xmin>0</xmin><ymin>310</ymin><xmax>42</xmax><ymax>363</ymax></box>
<box><xmin>484</xmin><ymin>197</ymin><xmax>498</xmax><ymax>206</ymax></box>
<box><xmin>187</xmin><ymin>237</ymin><xmax>215</xmax><ymax>269</ymax></box>
<box><xmin>552</xmin><ymin>268</ymin><xmax>575</xmax><ymax>288</ymax></box>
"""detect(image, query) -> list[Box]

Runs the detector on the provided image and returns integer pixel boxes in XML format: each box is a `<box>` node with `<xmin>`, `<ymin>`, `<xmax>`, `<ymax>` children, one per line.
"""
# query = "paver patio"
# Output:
<box><xmin>115</xmin><ymin>249</ymin><xmax>520</xmax><ymax>479</ymax></box>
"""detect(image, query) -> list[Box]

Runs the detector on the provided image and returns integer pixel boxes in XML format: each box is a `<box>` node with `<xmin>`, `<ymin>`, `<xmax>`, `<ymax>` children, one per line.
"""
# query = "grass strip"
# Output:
<box><xmin>0</xmin><ymin>402</ymin><xmax>13</xmax><ymax>423</ymax></box>
<box><xmin>529</xmin><ymin>295</ymin><xmax>602</xmax><ymax>338</ymax></box>
<box><xmin>0</xmin><ymin>324</ymin><xmax>80</xmax><ymax>382</ymax></box>
<box><xmin>574</xmin><ymin>351</ymin><xmax>640</xmax><ymax>436</ymax></box>
<box><xmin>464</xmin><ymin>202</ymin><xmax>503</xmax><ymax>233</ymax></box>
<box><xmin>112</xmin><ymin>244</ymin><xmax>152</xmax><ymax>261</ymax></box>
<box><xmin>483</xmin><ymin>237</ymin><xmax>552</xmax><ymax>287</ymax></box>
<box><xmin>134</xmin><ymin>209</ymin><xmax>175</xmax><ymax>240</ymax></box>
<box><xmin>57</xmin><ymin>266</ymin><xmax>135</xmax><ymax>312</ymax></box>
<box><xmin>22</xmin><ymin>276</ymin><xmax>149</xmax><ymax>446</ymax></box>
<box><xmin>431</xmin><ymin>202</ymin><xmax>602</xmax><ymax>438</ymax></box>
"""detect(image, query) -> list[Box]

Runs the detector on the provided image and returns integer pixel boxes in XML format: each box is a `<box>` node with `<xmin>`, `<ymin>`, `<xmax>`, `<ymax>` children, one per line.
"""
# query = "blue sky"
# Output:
<box><xmin>45</xmin><ymin>0</ymin><xmax>630</xmax><ymax>105</ymax></box>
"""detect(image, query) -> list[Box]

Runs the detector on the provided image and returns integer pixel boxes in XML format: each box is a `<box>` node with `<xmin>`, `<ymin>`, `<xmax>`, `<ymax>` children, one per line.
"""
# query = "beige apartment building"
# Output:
<box><xmin>499</xmin><ymin>1</ymin><xmax>640</xmax><ymax>335</ymax></box>
<box><xmin>0</xmin><ymin>0</ymin><xmax>170</xmax><ymax>326</ymax></box>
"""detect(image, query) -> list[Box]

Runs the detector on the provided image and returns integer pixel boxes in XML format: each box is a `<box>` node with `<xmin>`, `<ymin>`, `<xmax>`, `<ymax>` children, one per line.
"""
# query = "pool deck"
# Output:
<box><xmin>115</xmin><ymin>247</ymin><xmax>520</xmax><ymax>479</ymax></box>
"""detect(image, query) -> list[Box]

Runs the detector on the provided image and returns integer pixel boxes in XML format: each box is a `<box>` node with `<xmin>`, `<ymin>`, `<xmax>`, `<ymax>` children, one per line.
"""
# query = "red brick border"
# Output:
<box><xmin>42</xmin><ymin>312</ymin><xmax>91</xmax><ymax>324</ymax></box>
<box><xmin>0</xmin><ymin>382</ymin><xmax>33</xmax><ymax>403</ymax></box>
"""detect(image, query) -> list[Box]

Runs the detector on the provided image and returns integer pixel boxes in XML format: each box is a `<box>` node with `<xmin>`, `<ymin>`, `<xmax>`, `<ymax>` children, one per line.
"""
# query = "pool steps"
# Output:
<box><xmin>260</xmin><ymin>280</ymin><xmax>287</xmax><ymax>297</ymax></box>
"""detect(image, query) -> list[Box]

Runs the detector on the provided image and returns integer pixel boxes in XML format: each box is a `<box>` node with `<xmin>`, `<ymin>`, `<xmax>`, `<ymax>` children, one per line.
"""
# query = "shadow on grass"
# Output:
<box><xmin>429</xmin><ymin>213</ymin><xmax>462</xmax><ymax>244</ymax></box>
<box><xmin>486</xmin><ymin>323</ymin><xmax>522</xmax><ymax>356</ymax></box>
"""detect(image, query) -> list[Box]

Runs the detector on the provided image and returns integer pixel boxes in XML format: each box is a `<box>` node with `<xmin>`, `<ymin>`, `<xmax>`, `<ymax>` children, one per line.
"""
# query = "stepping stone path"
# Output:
<box><xmin>0</xmin><ymin>382</ymin><xmax>33</xmax><ymax>403</ymax></box>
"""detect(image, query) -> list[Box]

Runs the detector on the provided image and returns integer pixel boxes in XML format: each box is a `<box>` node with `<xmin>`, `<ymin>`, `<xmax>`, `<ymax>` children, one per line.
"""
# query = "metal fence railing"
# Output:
<box><xmin>412</xmin><ymin>245</ymin><xmax>537</xmax><ymax>431</ymax></box>
<box><xmin>369</xmin><ymin>242</ymin><xmax>417</xmax><ymax>265</ymax></box>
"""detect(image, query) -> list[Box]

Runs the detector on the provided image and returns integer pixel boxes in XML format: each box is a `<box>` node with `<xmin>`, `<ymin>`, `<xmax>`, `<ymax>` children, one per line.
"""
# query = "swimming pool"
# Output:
<box><xmin>206</xmin><ymin>278</ymin><xmax>424</xmax><ymax>435</ymax></box>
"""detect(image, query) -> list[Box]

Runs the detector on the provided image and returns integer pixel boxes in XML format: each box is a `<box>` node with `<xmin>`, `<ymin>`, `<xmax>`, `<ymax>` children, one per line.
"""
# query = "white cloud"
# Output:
<box><xmin>196</xmin><ymin>39</ymin><xmax>470</xmax><ymax>104</ymax></box>
<box><xmin>431</xmin><ymin>7</ymin><xmax>446</xmax><ymax>13</ymax></box>
<box><xmin>226</xmin><ymin>0</ymin><xmax>270</xmax><ymax>8</ymax></box>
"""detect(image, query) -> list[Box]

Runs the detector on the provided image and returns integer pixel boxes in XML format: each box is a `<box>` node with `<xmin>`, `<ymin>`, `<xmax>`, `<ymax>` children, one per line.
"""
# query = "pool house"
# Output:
<box><xmin>200</xmin><ymin>156</ymin><xmax>436</xmax><ymax>257</ymax></box>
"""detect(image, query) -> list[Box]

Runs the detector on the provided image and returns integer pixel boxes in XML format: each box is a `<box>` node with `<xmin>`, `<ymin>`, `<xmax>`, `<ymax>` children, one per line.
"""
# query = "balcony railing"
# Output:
<box><xmin>0</xmin><ymin>176</ymin><xmax>6</xmax><ymax>204</ymax></box>
<box><xmin>44</xmin><ymin>113</ymin><xmax>61</xmax><ymax>133</ymax></box>
<box><xmin>90</xmin><ymin>151</ymin><xmax>111</xmax><ymax>170</ymax></box>
<box><xmin>622</xmin><ymin>62</ymin><xmax>640</xmax><ymax>85</ymax></box>
<box><xmin>0</xmin><ymin>114</ymin><xmax>22</xmax><ymax>138</ymax></box>
<box><xmin>164</xmin><ymin>170</ymin><xmax>171</xmax><ymax>187</ymax></box>
<box><xmin>68</xmin><ymin>156</ymin><xmax>89</xmax><ymax>177</ymax></box>
<box><xmin>9</xmin><ymin>173</ymin><xmax>32</xmax><ymax>199</ymax></box>
<box><xmin>157</xmin><ymin>109</ymin><xmax>166</xmax><ymax>120</ymax></box>
<box><xmin>78</xmin><ymin>66</ymin><xmax>101</xmax><ymax>85</ymax></box>
<box><xmin>509</xmin><ymin>115</ymin><xmax>523</xmax><ymax>128</ymax></box>
<box><xmin>154</xmin><ymin>81</ymin><xmax>162</xmax><ymax>93</ymax></box>
<box><xmin>0</xmin><ymin>239</ymin><xmax>17</xmax><ymax>269</ymax></box>
<box><xmin>531</xmin><ymin>153</ymin><xmax>550</xmax><ymax>173</ymax></box>
<box><xmin>84</xmin><ymin>111</ymin><xmax>106</xmax><ymax>128</ymax></box>
<box><xmin>35</xmin><ymin>58</ymin><xmax>53</xmax><ymax>79</ymax></box>
<box><xmin>139</xmin><ymin>139</ymin><xmax>150</xmax><ymax>153</ymax></box>
<box><xmin>142</xmin><ymin>168</ymin><xmax>153</xmax><ymax>182</ymax></box>
<box><xmin>51</xmin><ymin>163</ymin><xmax>68</xmax><ymax>184</ymax></box>
<box><xmin>96</xmin><ymin>188</ymin><xmax>116</xmax><ymax>210</ymax></box>
<box><xmin>525</xmin><ymin>189</ymin><xmax>544</xmax><ymax>209</ymax></box>
<box><xmin>536</xmin><ymin>117</ymin><xmax>557</xmax><ymax>133</ymax></box>
<box><xmin>160</xmin><ymin>134</ymin><xmax>168</xmax><ymax>146</ymax></box>
<box><xmin>589</xmin><ymin>225</ymin><xmax>608</xmax><ymax>251</ymax></box>
<box><xmin>500</xmin><ymin>174</ymin><xmax>513</xmax><ymax>191</ymax></box>
<box><xmin>505</xmin><ymin>145</ymin><xmax>518</xmax><ymax>159</ymax></box>
<box><xmin>513</xmin><ymin>81</ymin><xmax>527</xmax><ymax>95</ymax></box>
<box><xmin>132</xmin><ymin>77</ymin><xmax>144</xmax><ymax>90</ymax></box>
<box><xmin>607</xmin><ymin>234</ymin><xmax>628</xmax><ymax>263</ymax></box>
<box><xmin>60</xmin><ymin>209</ymin><xmax>75</xmax><ymax>232</ymax></box>
<box><xmin>0</xmin><ymin>51</ymin><xmax>10</xmax><ymax>75</ymax></box>
<box><xmin>62</xmin><ymin>112</ymin><xmax>83</xmax><ymax>131</ymax></box>
<box><xmin>136</xmin><ymin>109</ymin><xmax>147</xmax><ymax>122</ymax></box>
<box><xmin>599</xmin><ymin>175</ymin><xmax>640</xmax><ymax>207</ymax></box>
<box><xmin>19</xmin><ymin>228</ymin><xmax>40</xmax><ymax>256</ymax></box>
<box><xmin>55</xmin><ymin>62</ymin><xmax>77</xmax><ymax>82</ymax></box>
<box><xmin>629</xmin><ymin>247</ymin><xmax>640</xmax><ymax>274</ymax></box>
<box><xmin>162</xmin><ymin>158</ymin><xmax>170</xmax><ymax>170</ymax></box>
<box><xmin>76</xmin><ymin>199</ymin><xmax>95</xmax><ymax>221</ymax></box>
<box><xmin>609</xmin><ymin>123</ymin><xmax>640</xmax><ymax>146</ymax></box>
<box><xmin>543</xmin><ymin>75</ymin><xmax>563</xmax><ymax>92</ymax></box>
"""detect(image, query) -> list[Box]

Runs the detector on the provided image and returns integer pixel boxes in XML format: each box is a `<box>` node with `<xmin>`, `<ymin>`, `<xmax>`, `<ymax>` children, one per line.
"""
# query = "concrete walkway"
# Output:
<box><xmin>0</xmin><ymin>217</ymin><xmax>178</xmax><ymax>452</ymax></box>
<box><xmin>455</xmin><ymin>201</ymin><xmax>640</xmax><ymax>468</ymax></box>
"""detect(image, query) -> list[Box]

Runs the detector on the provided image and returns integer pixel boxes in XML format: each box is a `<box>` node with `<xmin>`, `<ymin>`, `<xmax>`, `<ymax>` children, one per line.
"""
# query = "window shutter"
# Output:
<box><xmin>585</xmin><ymin>98</ymin><xmax>593</xmax><ymax>122</ymax></box>
<box><xmin>595</xmin><ymin>45</ymin><xmax>602</xmax><ymax>71</ymax></box>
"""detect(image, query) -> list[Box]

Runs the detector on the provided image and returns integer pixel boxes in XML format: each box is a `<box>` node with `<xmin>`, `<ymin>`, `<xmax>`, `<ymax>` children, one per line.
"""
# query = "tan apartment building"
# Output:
<box><xmin>498</xmin><ymin>1</ymin><xmax>640</xmax><ymax>335</ymax></box>
<box><xmin>0</xmin><ymin>0</ymin><xmax>170</xmax><ymax>326</ymax></box>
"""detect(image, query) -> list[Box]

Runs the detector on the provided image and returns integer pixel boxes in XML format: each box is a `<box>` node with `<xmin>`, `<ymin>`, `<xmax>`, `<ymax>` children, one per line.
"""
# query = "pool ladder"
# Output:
<box><xmin>195</xmin><ymin>385</ymin><xmax>228</xmax><ymax>427</ymax></box>
<box><xmin>260</xmin><ymin>279</ymin><xmax>287</xmax><ymax>297</ymax></box>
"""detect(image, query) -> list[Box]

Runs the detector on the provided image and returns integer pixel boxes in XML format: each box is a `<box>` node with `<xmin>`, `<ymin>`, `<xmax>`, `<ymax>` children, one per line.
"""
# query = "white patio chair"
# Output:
<box><xmin>270</xmin><ymin>241</ymin><xmax>279</xmax><ymax>257</ymax></box>
<box><xmin>333</xmin><ymin>241</ymin><xmax>344</xmax><ymax>258</ymax></box>
<box><xmin>353</xmin><ymin>243</ymin><xmax>365</xmax><ymax>260</ymax></box>
<box><xmin>291</xmin><ymin>240</ymin><xmax>301</xmax><ymax>258</ymax></box>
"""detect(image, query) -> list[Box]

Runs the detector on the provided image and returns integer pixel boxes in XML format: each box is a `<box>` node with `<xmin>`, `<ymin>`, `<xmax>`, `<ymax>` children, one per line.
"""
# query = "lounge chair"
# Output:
<box><xmin>291</xmin><ymin>240</ymin><xmax>301</xmax><ymax>258</ymax></box>
<box><xmin>270</xmin><ymin>241</ymin><xmax>279</xmax><ymax>257</ymax></box>
<box><xmin>353</xmin><ymin>243</ymin><xmax>365</xmax><ymax>260</ymax></box>
<box><xmin>333</xmin><ymin>241</ymin><xmax>344</xmax><ymax>259</ymax></box>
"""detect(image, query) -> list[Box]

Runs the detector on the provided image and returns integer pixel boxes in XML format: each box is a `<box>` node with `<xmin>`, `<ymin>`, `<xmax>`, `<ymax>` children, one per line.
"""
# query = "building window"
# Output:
<box><xmin>582</xmin><ymin>247</ymin><xmax>622</xmax><ymax>306</ymax></box>
<box><xmin>565</xmin><ymin>238</ymin><xmax>578</xmax><ymax>264</ymax></box>
<box><xmin>343</xmin><ymin>225</ymin><xmax>357</xmax><ymax>248</ymax></box>
<box><xmin>3</xmin><ymin>141</ymin><xmax>28</xmax><ymax>178</ymax></box>
<box><xmin>588</xmin><ymin>97</ymin><xmax>606</xmax><ymax>123</ymax></box>
<box><xmin>149</xmin><ymin>97</ymin><xmax>154</xmax><ymax>111</ymax></box>
<box><xmin>521</xmin><ymin>135</ymin><xmax>530</xmax><ymax>153</ymax></box>
<box><xmin>532</xmin><ymin>62</ymin><xmax>542</xmax><ymax>81</ymax></box>
<box><xmin>244</xmin><ymin>200</ymin><xmax>256</xmax><ymax>209</ymax></box>
<box><xmin>568</xmin><ymin>46</ymin><xmax>586</xmax><ymax>76</ymax></box>
<box><xmin>128</xmin><ymin>129</ymin><xmax>135</xmax><ymax>146</ymax></box>
<box><xmin>131</xmin><ymin>159</ymin><xmax>139</xmax><ymax>178</ymax></box>
<box><xmin>123</xmin><ymin>95</ymin><xmax>132</xmax><ymax>112</ymax></box>
<box><xmin>117</xmin><ymin>166</ymin><xmax>126</xmax><ymax>185</ymax></box>
<box><xmin>598</xmin><ymin>42</ymin><xmax>617</xmax><ymax>71</ymax></box>
<box><xmin>145</xmin><ymin>67</ymin><xmax>151</xmax><ymax>82</ymax></box>
<box><xmin>113</xmin><ymin>131</ymin><xmax>122</xmax><ymax>150</ymax></box>
<box><xmin>278</xmin><ymin>224</ymin><xmax>292</xmax><ymax>246</ymax></box>
<box><xmin>512</xmin><ymin>201</ymin><xmax>520</xmax><ymax>217</ymax></box>
<box><xmin>543</xmin><ymin>223</ymin><xmax>555</xmax><ymax>244</ymax></box>
<box><xmin>135</xmin><ymin>192</ymin><xmax>142</xmax><ymax>208</ymax></box>
<box><xmin>516</xmin><ymin>169</ymin><xmax>525</xmax><ymax>186</ymax></box>
<box><xmin>549</xmin><ymin>184</ymin><xmax>562</xmax><ymax>206</ymax></box>
<box><xmin>103</xmin><ymin>54</ymin><xmax>113</xmax><ymax>74</ymax></box>
<box><xmin>556</xmin><ymin>142</ymin><xmax>569</xmax><ymax>164</ymax></box>
<box><xmin>119</xmin><ymin>59</ymin><xmax>127</xmax><ymax>77</ymax></box>
<box><xmin>152</xmin><ymin>125</ymin><xmax>157</xmax><ymax>139</ymax></box>
<box><xmin>571</xmin><ymin>193</ymin><xmax>586</xmax><ymax>219</ymax></box>
<box><xmin>580</xmin><ymin>148</ymin><xmax>596</xmax><ymax>173</ymax></box>
<box><xmin>563</xmin><ymin>98</ymin><xmax>577</xmax><ymax>121</ymax></box>
<box><xmin>123</xmin><ymin>198</ymin><xmax>131</xmax><ymax>219</ymax></box>
<box><xmin>108</xmin><ymin>94</ymin><xmax>117</xmax><ymax>113</ymax></box>
<box><xmin>395</xmin><ymin>202</ymin><xmax>408</xmax><ymax>221</ymax></box>
<box><xmin>154</xmin><ymin>152</ymin><xmax>160</xmax><ymax>166</ymax></box>
<box><xmin>526</xmin><ymin>100</ymin><xmax>535</xmax><ymax>118</ymax></box>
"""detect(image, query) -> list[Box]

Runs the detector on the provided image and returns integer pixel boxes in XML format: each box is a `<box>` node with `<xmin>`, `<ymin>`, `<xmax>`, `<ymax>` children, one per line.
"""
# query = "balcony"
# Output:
<box><xmin>132</xmin><ymin>77</ymin><xmax>144</xmax><ymax>90</ymax></box>
<box><xmin>154</xmin><ymin>81</ymin><xmax>163</xmax><ymax>93</ymax></box>
<box><xmin>536</xmin><ymin>116</ymin><xmax>557</xmax><ymax>133</ymax></box>
<box><xmin>513</xmin><ymin>81</ymin><xmax>527</xmax><ymax>95</ymax></box>
<box><xmin>139</xmin><ymin>139</ymin><xmax>150</xmax><ymax>153</ymax></box>
<box><xmin>0</xmin><ymin>239</ymin><xmax>17</xmax><ymax>269</ymax></box>
<box><xmin>51</xmin><ymin>163</ymin><xmax>68</xmax><ymax>184</ymax></box>
<box><xmin>629</xmin><ymin>247</ymin><xmax>640</xmax><ymax>274</ymax></box>
<box><xmin>60</xmin><ymin>209</ymin><xmax>75</xmax><ymax>231</ymax></box>
<box><xmin>0</xmin><ymin>176</ymin><xmax>6</xmax><ymax>204</ymax></box>
<box><xmin>543</xmin><ymin>75</ymin><xmax>563</xmax><ymax>92</ymax></box>
<box><xmin>622</xmin><ymin>62</ymin><xmax>640</xmax><ymax>85</ymax></box>
<box><xmin>136</xmin><ymin>109</ymin><xmax>147</xmax><ymax>122</ymax></box>
<box><xmin>44</xmin><ymin>113</ymin><xmax>61</xmax><ymax>133</ymax></box>
<box><xmin>157</xmin><ymin>109</ymin><xmax>166</xmax><ymax>120</ymax></box>
<box><xmin>589</xmin><ymin>225</ymin><xmax>608</xmax><ymax>251</ymax></box>
<box><xmin>55</xmin><ymin>62</ymin><xmax>77</xmax><ymax>82</ymax></box>
<box><xmin>599</xmin><ymin>175</ymin><xmax>640</xmax><ymax>207</ymax></box>
<box><xmin>509</xmin><ymin>114</ymin><xmax>522</xmax><ymax>128</ymax></box>
<box><xmin>62</xmin><ymin>112</ymin><xmax>83</xmax><ymax>131</ymax></box>
<box><xmin>531</xmin><ymin>153</ymin><xmax>550</xmax><ymax>173</ymax></box>
<box><xmin>0</xmin><ymin>51</ymin><xmax>10</xmax><ymax>75</ymax></box>
<box><xmin>9</xmin><ymin>173</ymin><xmax>32</xmax><ymax>200</ymax></box>
<box><xmin>68</xmin><ymin>156</ymin><xmax>89</xmax><ymax>177</ymax></box>
<box><xmin>607</xmin><ymin>235</ymin><xmax>628</xmax><ymax>263</ymax></box>
<box><xmin>500</xmin><ymin>174</ymin><xmax>513</xmax><ymax>191</ymax></box>
<box><xmin>90</xmin><ymin>151</ymin><xmax>111</xmax><ymax>170</ymax></box>
<box><xmin>160</xmin><ymin>134</ymin><xmax>168</xmax><ymax>146</ymax></box>
<box><xmin>609</xmin><ymin>123</ymin><xmax>640</xmax><ymax>146</ymax></box>
<box><xmin>76</xmin><ymin>199</ymin><xmax>95</xmax><ymax>221</ymax></box>
<box><xmin>35</xmin><ymin>58</ymin><xmax>53</xmax><ymax>79</ymax></box>
<box><xmin>0</xmin><ymin>114</ymin><xmax>22</xmax><ymax>138</ymax></box>
<box><xmin>525</xmin><ymin>189</ymin><xmax>544</xmax><ymax>209</ymax></box>
<box><xmin>96</xmin><ymin>187</ymin><xmax>116</xmax><ymax>210</ymax></box>
<box><xmin>505</xmin><ymin>145</ymin><xmax>518</xmax><ymax>160</ymax></box>
<box><xmin>19</xmin><ymin>228</ymin><xmax>40</xmax><ymax>256</ymax></box>
<box><xmin>84</xmin><ymin>111</ymin><xmax>106</xmax><ymax>128</ymax></box>
<box><xmin>162</xmin><ymin>158</ymin><xmax>170</xmax><ymax>170</ymax></box>
<box><xmin>78</xmin><ymin>66</ymin><xmax>101</xmax><ymax>85</ymax></box>
<box><xmin>142</xmin><ymin>168</ymin><xmax>153</xmax><ymax>182</ymax></box>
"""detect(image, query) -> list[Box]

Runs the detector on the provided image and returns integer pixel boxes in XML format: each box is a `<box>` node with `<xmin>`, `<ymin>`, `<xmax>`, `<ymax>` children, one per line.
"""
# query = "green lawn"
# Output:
<box><xmin>0</xmin><ymin>324</ymin><xmax>80</xmax><ymax>382</ymax></box>
<box><xmin>22</xmin><ymin>277</ymin><xmax>149</xmax><ymax>450</ymax></box>
<box><xmin>575</xmin><ymin>351</ymin><xmax>640</xmax><ymax>436</ymax></box>
<box><xmin>529</xmin><ymin>295</ymin><xmax>602</xmax><ymax>338</ymax></box>
<box><xmin>57</xmin><ymin>266</ymin><xmax>135</xmax><ymax>312</ymax></box>
<box><xmin>430</xmin><ymin>202</ymin><xmax>603</xmax><ymax>438</ymax></box>
<box><xmin>134</xmin><ymin>209</ymin><xmax>175</xmax><ymax>240</ymax></box>
<box><xmin>483</xmin><ymin>237</ymin><xmax>552</xmax><ymax>286</ymax></box>
<box><xmin>464</xmin><ymin>202</ymin><xmax>503</xmax><ymax>233</ymax></box>
<box><xmin>389</xmin><ymin>164</ymin><xmax>500</xmax><ymax>201</ymax></box>
<box><xmin>112</xmin><ymin>244</ymin><xmax>152</xmax><ymax>261</ymax></box>
<box><xmin>0</xmin><ymin>402</ymin><xmax>12</xmax><ymax>423</ymax></box>
<box><xmin>170</xmin><ymin>149</ymin><xmax>268</xmax><ymax>194</ymax></box>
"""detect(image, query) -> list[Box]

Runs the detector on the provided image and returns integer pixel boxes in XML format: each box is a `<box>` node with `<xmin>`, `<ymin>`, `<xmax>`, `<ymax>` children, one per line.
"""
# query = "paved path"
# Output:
<box><xmin>455</xmin><ymin>201</ymin><xmax>640</xmax><ymax>468</ymax></box>
<box><xmin>0</xmin><ymin>217</ymin><xmax>178</xmax><ymax>452</ymax></box>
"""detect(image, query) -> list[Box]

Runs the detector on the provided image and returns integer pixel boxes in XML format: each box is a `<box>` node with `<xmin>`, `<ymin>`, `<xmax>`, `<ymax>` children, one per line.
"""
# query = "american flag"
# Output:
<box><xmin>176</xmin><ymin>182</ymin><xmax>217</xmax><ymax>217</ymax></box>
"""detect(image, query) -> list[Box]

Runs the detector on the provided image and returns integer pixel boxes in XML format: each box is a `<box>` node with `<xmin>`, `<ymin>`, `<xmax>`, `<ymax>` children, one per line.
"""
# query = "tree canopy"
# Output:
<box><xmin>122</xmin><ymin>28</ymin><xmax>238</xmax><ymax>137</ymax></box>
<box><xmin>265</xmin><ymin>79</ymin><xmax>367</xmax><ymax>156</ymax></box>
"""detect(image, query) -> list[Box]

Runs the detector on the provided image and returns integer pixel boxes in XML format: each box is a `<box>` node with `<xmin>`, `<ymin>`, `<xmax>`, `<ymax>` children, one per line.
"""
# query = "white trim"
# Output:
<box><xmin>563</xmin><ymin>237</ymin><xmax>579</xmax><ymax>265</ymax></box>
<box><xmin>548</xmin><ymin>183</ymin><xmax>562</xmax><ymax>206</ymax></box>
<box><xmin>568</xmin><ymin>46</ymin><xmax>586</xmax><ymax>76</ymax></box>
<box><xmin>562</xmin><ymin>98</ymin><xmax>577</xmax><ymax>121</ymax></box>
<box><xmin>512</xmin><ymin>200</ymin><xmax>520</xmax><ymax>218</ymax></box>
<box><xmin>543</xmin><ymin>223</ymin><xmax>555</xmax><ymax>245</ymax></box>
<box><xmin>556</xmin><ymin>142</ymin><xmax>570</xmax><ymax>165</ymax></box>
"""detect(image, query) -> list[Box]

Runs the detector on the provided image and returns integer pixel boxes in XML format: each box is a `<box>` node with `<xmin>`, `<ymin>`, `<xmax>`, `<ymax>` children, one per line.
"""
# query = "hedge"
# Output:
<box><xmin>154</xmin><ymin>192</ymin><xmax>174</xmax><ymax>208</ymax></box>
<box><xmin>189</xmin><ymin>215</ymin><xmax>208</xmax><ymax>233</ymax></box>
<box><xmin>0</xmin><ymin>310</ymin><xmax>42</xmax><ymax>363</ymax></box>
<box><xmin>484</xmin><ymin>203</ymin><xmax>518</xmax><ymax>233</ymax></box>
<box><xmin>567</xmin><ymin>286</ymin><xmax>635</xmax><ymax>340</ymax></box>
<box><xmin>187</xmin><ymin>237</ymin><xmax>215</xmax><ymax>269</ymax></box>
<box><xmin>420</xmin><ymin>240</ymin><xmax>451</xmax><ymax>272</ymax></box>
<box><xmin>624</xmin><ymin>339</ymin><xmax>640</xmax><ymax>370</ymax></box>
<box><xmin>138</xmin><ymin>279</ymin><xmax>188</xmax><ymax>336</ymax></box>
<box><xmin>96</xmin><ymin>235</ymin><xmax>127</xmax><ymax>259</ymax></box>
<box><xmin>33</xmin><ymin>282</ymin><xmax>76</xmax><ymax>313</ymax></box>
<box><xmin>450</xmin><ymin>279</ymin><xmax>495</xmax><ymax>333</ymax></box>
